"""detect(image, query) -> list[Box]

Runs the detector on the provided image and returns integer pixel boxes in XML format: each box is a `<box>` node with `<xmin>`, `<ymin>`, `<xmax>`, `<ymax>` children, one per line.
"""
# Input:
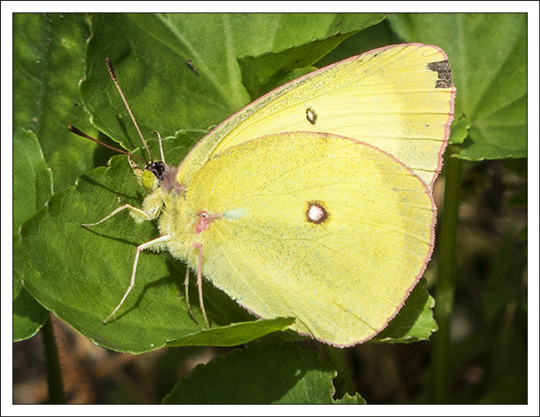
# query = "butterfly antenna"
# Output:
<box><xmin>152</xmin><ymin>130</ymin><xmax>166</xmax><ymax>164</ymax></box>
<box><xmin>67</xmin><ymin>125</ymin><xmax>145</xmax><ymax>163</ymax></box>
<box><xmin>105</xmin><ymin>57</ymin><xmax>154</xmax><ymax>162</ymax></box>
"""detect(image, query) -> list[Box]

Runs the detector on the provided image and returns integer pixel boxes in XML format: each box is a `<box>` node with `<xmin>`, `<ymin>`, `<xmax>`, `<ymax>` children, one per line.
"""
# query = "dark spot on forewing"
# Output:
<box><xmin>306</xmin><ymin>107</ymin><xmax>318</xmax><ymax>125</ymax></box>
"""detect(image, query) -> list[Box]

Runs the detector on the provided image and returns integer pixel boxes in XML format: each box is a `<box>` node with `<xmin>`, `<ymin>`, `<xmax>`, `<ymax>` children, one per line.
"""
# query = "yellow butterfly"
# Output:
<box><xmin>77</xmin><ymin>43</ymin><xmax>455</xmax><ymax>347</ymax></box>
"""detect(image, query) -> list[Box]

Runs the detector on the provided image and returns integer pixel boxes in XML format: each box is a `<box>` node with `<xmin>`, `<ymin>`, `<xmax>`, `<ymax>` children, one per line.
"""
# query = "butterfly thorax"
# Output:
<box><xmin>139</xmin><ymin>162</ymin><xmax>202</xmax><ymax>266</ymax></box>
<box><xmin>158</xmin><ymin>163</ymin><xmax>184</xmax><ymax>195</ymax></box>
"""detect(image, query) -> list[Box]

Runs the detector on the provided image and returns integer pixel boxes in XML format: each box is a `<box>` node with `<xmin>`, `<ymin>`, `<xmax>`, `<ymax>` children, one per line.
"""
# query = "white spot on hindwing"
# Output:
<box><xmin>306</xmin><ymin>201</ymin><xmax>329</xmax><ymax>224</ymax></box>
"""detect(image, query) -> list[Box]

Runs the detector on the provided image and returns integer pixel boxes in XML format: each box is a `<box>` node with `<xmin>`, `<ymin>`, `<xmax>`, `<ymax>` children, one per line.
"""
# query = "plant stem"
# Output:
<box><xmin>431</xmin><ymin>155</ymin><xmax>462</xmax><ymax>403</ymax></box>
<box><xmin>41</xmin><ymin>315</ymin><xmax>65</xmax><ymax>404</ymax></box>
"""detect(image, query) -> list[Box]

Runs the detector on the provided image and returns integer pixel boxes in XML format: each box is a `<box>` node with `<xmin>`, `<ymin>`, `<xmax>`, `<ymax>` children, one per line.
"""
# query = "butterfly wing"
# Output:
<box><xmin>177</xmin><ymin>43</ymin><xmax>455</xmax><ymax>189</ymax></box>
<box><xmin>175</xmin><ymin>132</ymin><xmax>435</xmax><ymax>346</ymax></box>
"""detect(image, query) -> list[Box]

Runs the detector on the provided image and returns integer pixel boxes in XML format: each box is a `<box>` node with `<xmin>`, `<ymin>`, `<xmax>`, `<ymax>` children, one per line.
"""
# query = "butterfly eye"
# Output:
<box><xmin>141</xmin><ymin>170</ymin><xmax>158</xmax><ymax>191</ymax></box>
<box><xmin>147</xmin><ymin>161</ymin><xmax>167</xmax><ymax>181</ymax></box>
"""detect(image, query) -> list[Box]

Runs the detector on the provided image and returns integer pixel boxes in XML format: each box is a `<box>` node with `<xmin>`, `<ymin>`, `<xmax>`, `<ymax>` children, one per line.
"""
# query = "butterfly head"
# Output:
<box><xmin>130</xmin><ymin>157</ymin><xmax>183</xmax><ymax>194</ymax></box>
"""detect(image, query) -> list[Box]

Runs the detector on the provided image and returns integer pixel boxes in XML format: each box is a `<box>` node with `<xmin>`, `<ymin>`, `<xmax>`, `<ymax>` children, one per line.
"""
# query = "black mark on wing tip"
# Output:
<box><xmin>306</xmin><ymin>107</ymin><xmax>318</xmax><ymax>125</ymax></box>
<box><xmin>427</xmin><ymin>60</ymin><xmax>453</xmax><ymax>88</ymax></box>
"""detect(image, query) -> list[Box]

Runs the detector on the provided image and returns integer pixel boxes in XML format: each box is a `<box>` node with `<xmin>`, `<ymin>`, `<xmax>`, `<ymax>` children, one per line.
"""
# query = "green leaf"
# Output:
<box><xmin>162</xmin><ymin>344</ymin><xmax>357</xmax><ymax>404</ymax></box>
<box><xmin>334</xmin><ymin>393</ymin><xmax>367</xmax><ymax>404</ymax></box>
<box><xmin>80</xmin><ymin>14</ymin><xmax>244</xmax><ymax>150</ymax></box>
<box><xmin>166</xmin><ymin>317</ymin><xmax>295</xmax><ymax>347</ymax></box>
<box><xmin>314</xmin><ymin>18</ymin><xmax>401</xmax><ymax>67</ymax></box>
<box><xmin>80</xmin><ymin>14</ymin><xmax>384</xmax><ymax>151</ymax></box>
<box><xmin>13</xmin><ymin>13</ymin><xmax>103</xmax><ymax>192</ymax></box>
<box><xmin>374</xmin><ymin>278</ymin><xmax>438</xmax><ymax>343</ymax></box>
<box><xmin>13</xmin><ymin>126</ymin><xmax>53</xmax><ymax>232</ymax></box>
<box><xmin>13</xmin><ymin>263</ymin><xmax>50</xmax><ymax>342</ymax></box>
<box><xmin>237</xmin><ymin>13</ymin><xmax>386</xmax><ymax>98</ymax></box>
<box><xmin>388</xmin><ymin>13</ymin><xmax>527</xmax><ymax>161</ymax></box>
<box><xmin>13</xmin><ymin>126</ymin><xmax>52</xmax><ymax>341</ymax></box>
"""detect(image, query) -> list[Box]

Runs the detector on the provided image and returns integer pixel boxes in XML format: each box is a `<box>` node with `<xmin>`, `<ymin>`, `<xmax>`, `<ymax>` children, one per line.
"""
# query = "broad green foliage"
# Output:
<box><xmin>163</xmin><ymin>344</ymin><xmax>366</xmax><ymax>404</ymax></box>
<box><xmin>13</xmin><ymin>127</ymin><xmax>52</xmax><ymax>340</ymax></box>
<box><xmin>13</xmin><ymin>13</ymin><xmax>527</xmax><ymax>404</ymax></box>
<box><xmin>15</xmin><ymin>13</ymin><xmax>437</xmax><ymax>353</ymax></box>
<box><xmin>13</xmin><ymin>13</ymin><xmax>97</xmax><ymax>192</ymax></box>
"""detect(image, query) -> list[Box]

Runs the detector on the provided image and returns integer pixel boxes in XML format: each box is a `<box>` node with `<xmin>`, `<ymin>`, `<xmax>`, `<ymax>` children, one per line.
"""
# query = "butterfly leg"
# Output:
<box><xmin>104</xmin><ymin>234</ymin><xmax>171</xmax><ymax>324</ymax></box>
<box><xmin>82</xmin><ymin>204</ymin><xmax>152</xmax><ymax>227</ymax></box>
<box><xmin>184</xmin><ymin>267</ymin><xmax>198</xmax><ymax>324</ymax></box>
<box><xmin>193</xmin><ymin>242</ymin><xmax>210</xmax><ymax>328</ymax></box>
